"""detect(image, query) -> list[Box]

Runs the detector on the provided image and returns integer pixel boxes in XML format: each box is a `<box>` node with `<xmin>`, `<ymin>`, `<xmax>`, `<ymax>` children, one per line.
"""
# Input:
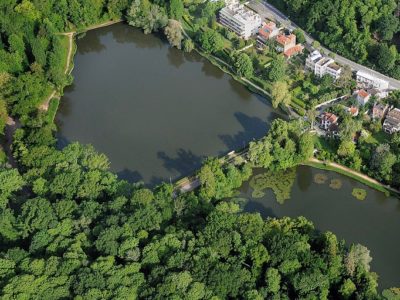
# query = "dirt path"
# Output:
<box><xmin>39</xmin><ymin>20</ymin><xmax>123</xmax><ymax>112</ymax></box>
<box><xmin>39</xmin><ymin>32</ymin><xmax>74</xmax><ymax>111</ymax></box>
<box><xmin>308</xmin><ymin>158</ymin><xmax>400</xmax><ymax>194</ymax></box>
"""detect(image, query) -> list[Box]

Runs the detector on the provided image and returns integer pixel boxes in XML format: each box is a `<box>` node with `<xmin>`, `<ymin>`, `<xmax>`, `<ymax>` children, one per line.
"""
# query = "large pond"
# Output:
<box><xmin>240</xmin><ymin>166</ymin><xmax>400</xmax><ymax>289</ymax></box>
<box><xmin>57</xmin><ymin>23</ymin><xmax>399</xmax><ymax>290</ymax></box>
<box><xmin>57</xmin><ymin>23</ymin><xmax>284</xmax><ymax>185</ymax></box>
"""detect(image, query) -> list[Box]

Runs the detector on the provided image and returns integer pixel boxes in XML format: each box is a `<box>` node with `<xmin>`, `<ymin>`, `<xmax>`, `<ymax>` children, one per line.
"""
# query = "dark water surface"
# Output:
<box><xmin>241</xmin><ymin>166</ymin><xmax>400</xmax><ymax>289</ymax></box>
<box><xmin>57</xmin><ymin>23</ymin><xmax>283</xmax><ymax>184</ymax></box>
<box><xmin>57</xmin><ymin>23</ymin><xmax>399</xmax><ymax>290</ymax></box>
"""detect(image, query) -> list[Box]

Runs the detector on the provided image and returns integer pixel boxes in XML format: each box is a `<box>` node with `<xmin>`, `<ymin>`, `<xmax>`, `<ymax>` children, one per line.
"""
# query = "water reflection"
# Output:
<box><xmin>240</xmin><ymin>166</ymin><xmax>400</xmax><ymax>289</ymax></box>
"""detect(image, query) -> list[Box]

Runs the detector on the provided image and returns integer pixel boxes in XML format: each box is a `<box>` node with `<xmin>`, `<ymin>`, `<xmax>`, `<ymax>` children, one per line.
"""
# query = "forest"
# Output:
<box><xmin>0</xmin><ymin>0</ymin><xmax>399</xmax><ymax>298</ymax></box>
<box><xmin>269</xmin><ymin>0</ymin><xmax>400</xmax><ymax>79</ymax></box>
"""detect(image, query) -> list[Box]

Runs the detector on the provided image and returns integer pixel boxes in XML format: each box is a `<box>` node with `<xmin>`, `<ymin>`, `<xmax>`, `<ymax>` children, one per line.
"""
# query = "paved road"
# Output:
<box><xmin>246</xmin><ymin>0</ymin><xmax>400</xmax><ymax>90</ymax></box>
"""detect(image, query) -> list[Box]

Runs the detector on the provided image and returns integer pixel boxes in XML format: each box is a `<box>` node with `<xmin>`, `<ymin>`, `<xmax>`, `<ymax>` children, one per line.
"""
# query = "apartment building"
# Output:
<box><xmin>356</xmin><ymin>70</ymin><xmax>389</xmax><ymax>90</ymax></box>
<box><xmin>305</xmin><ymin>50</ymin><xmax>341</xmax><ymax>80</ymax></box>
<box><xmin>219</xmin><ymin>2</ymin><xmax>262</xmax><ymax>39</ymax></box>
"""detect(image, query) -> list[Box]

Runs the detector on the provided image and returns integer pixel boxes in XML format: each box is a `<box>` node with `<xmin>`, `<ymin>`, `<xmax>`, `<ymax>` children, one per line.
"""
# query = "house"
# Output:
<box><xmin>356</xmin><ymin>70</ymin><xmax>389</xmax><ymax>90</ymax></box>
<box><xmin>305</xmin><ymin>50</ymin><xmax>341</xmax><ymax>80</ymax></box>
<box><xmin>357</xmin><ymin>89</ymin><xmax>370</xmax><ymax>106</ymax></box>
<box><xmin>319</xmin><ymin>112</ymin><xmax>339</xmax><ymax>131</ymax></box>
<box><xmin>383</xmin><ymin>108</ymin><xmax>400</xmax><ymax>134</ymax></box>
<box><xmin>368</xmin><ymin>88</ymin><xmax>389</xmax><ymax>100</ymax></box>
<box><xmin>372</xmin><ymin>102</ymin><xmax>389</xmax><ymax>120</ymax></box>
<box><xmin>219</xmin><ymin>2</ymin><xmax>262</xmax><ymax>39</ymax></box>
<box><xmin>347</xmin><ymin>106</ymin><xmax>359</xmax><ymax>117</ymax></box>
<box><xmin>274</xmin><ymin>33</ymin><xmax>303</xmax><ymax>58</ymax></box>
<box><xmin>275</xmin><ymin>34</ymin><xmax>296</xmax><ymax>52</ymax></box>
<box><xmin>257</xmin><ymin>22</ymin><xmax>280</xmax><ymax>48</ymax></box>
<box><xmin>283</xmin><ymin>44</ymin><xmax>304</xmax><ymax>58</ymax></box>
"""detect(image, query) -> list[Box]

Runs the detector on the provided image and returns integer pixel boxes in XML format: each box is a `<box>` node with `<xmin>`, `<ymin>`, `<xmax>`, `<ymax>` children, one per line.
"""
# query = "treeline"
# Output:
<box><xmin>0</xmin><ymin>118</ymin><xmax>389</xmax><ymax>299</ymax></box>
<box><xmin>270</xmin><ymin>0</ymin><xmax>400</xmax><ymax>79</ymax></box>
<box><xmin>0</xmin><ymin>0</ymin><xmax>398</xmax><ymax>298</ymax></box>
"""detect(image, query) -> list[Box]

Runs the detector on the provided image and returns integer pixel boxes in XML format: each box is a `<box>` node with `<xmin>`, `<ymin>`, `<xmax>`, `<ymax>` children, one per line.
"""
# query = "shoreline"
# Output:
<box><xmin>43</xmin><ymin>20</ymin><xmax>399</xmax><ymax>198</ymax></box>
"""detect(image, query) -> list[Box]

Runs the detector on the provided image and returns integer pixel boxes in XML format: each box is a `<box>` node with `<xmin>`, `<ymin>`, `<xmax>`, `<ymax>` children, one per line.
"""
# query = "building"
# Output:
<box><xmin>274</xmin><ymin>33</ymin><xmax>303</xmax><ymax>58</ymax></box>
<box><xmin>357</xmin><ymin>89</ymin><xmax>371</xmax><ymax>106</ymax></box>
<box><xmin>275</xmin><ymin>34</ymin><xmax>296</xmax><ymax>52</ymax></box>
<box><xmin>383</xmin><ymin>108</ymin><xmax>400</xmax><ymax>134</ymax></box>
<box><xmin>356</xmin><ymin>70</ymin><xmax>389</xmax><ymax>90</ymax></box>
<box><xmin>368</xmin><ymin>88</ymin><xmax>389</xmax><ymax>100</ymax></box>
<box><xmin>372</xmin><ymin>102</ymin><xmax>389</xmax><ymax>120</ymax></box>
<box><xmin>219</xmin><ymin>2</ymin><xmax>262</xmax><ymax>39</ymax></box>
<box><xmin>284</xmin><ymin>44</ymin><xmax>304</xmax><ymax>59</ymax></box>
<box><xmin>257</xmin><ymin>22</ymin><xmax>280</xmax><ymax>48</ymax></box>
<box><xmin>347</xmin><ymin>106</ymin><xmax>359</xmax><ymax>117</ymax></box>
<box><xmin>305</xmin><ymin>50</ymin><xmax>341</xmax><ymax>80</ymax></box>
<box><xmin>319</xmin><ymin>112</ymin><xmax>339</xmax><ymax>130</ymax></box>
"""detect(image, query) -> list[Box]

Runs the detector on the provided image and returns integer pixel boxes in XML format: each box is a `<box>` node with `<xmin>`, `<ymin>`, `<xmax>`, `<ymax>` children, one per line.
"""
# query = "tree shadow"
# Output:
<box><xmin>218</xmin><ymin>112</ymin><xmax>268</xmax><ymax>151</ymax></box>
<box><xmin>244</xmin><ymin>200</ymin><xmax>277</xmax><ymax>218</ymax></box>
<box><xmin>157</xmin><ymin>148</ymin><xmax>204</xmax><ymax>176</ymax></box>
<box><xmin>201</xmin><ymin>60</ymin><xmax>225</xmax><ymax>79</ymax></box>
<box><xmin>77</xmin><ymin>31</ymin><xmax>107</xmax><ymax>54</ymax></box>
<box><xmin>228</xmin><ymin>78</ymin><xmax>253</xmax><ymax>100</ymax></box>
<box><xmin>116</xmin><ymin>168</ymin><xmax>144</xmax><ymax>183</ymax></box>
<box><xmin>297</xmin><ymin>165</ymin><xmax>313</xmax><ymax>192</ymax></box>
<box><xmin>167</xmin><ymin>47</ymin><xmax>186</xmax><ymax>69</ymax></box>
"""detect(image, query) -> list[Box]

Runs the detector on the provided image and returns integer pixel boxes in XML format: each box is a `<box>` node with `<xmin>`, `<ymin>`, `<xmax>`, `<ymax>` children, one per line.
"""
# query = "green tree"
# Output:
<box><xmin>233</xmin><ymin>52</ymin><xmax>254</xmax><ymax>78</ymax></box>
<box><xmin>198</xmin><ymin>29</ymin><xmax>224</xmax><ymax>53</ymax></box>
<box><xmin>271</xmin><ymin>81</ymin><xmax>291</xmax><ymax>108</ymax></box>
<box><xmin>164</xmin><ymin>20</ymin><xmax>183</xmax><ymax>49</ymax></box>
<box><xmin>268</xmin><ymin>55</ymin><xmax>287</xmax><ymax>82</ymax></box>
<box><xmin>169</xmin><ymin>0</ymin><xmax>184</xmax><ymax>20</ymax></box>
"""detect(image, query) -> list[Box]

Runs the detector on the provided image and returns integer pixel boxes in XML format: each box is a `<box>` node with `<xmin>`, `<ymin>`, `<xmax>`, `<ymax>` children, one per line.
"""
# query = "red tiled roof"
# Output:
<box><xmin>258</xmin><ymin>22</ymin><xmax>277</xmax><ymax>38</ymax></box>
<box><xmin>283</xmin><ymin>44</ymin><xmax>304</xmax><ymax>58</ymax></box>
<box><xmin>322</xmin><ymin>112</ymin><xmax>338</xmax><ymax>123</ymax></box>
<box><xmin>358</xmin><ymin>89</ymin><xmax>369</xmax><ymax>99</ymax></box>
<box><xmin>276</xmin><ymin>33</ymin><xmax>296</xmax><ymax>46</ymax></box>
<box><xmin>349</xmin><ymin>106</ymin><xmax>359</xmax><ymax>116</ymax></box>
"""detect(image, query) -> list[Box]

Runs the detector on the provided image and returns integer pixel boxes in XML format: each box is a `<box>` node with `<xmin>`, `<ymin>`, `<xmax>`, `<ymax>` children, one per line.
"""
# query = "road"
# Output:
<box><xmin>246</xmin><ymin>0</ymin><xmax>400</xmax><ymax>90</ymax></box>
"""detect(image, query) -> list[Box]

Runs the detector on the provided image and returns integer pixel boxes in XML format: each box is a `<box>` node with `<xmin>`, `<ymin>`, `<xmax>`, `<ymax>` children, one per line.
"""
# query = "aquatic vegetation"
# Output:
<box><xmin>230</xmin><ymin>197</ymin><xmax>249</xmax><ymax>210</ymax></box>
<box><xmin>249</xmin><ymin>168</ymin><xmax>296</xmax><ymax>204</ymax></box>
<box><xmin>329</xmin><ymin>178</ymin><xmax>343</xmax><ymax>190</ymax></box>
<box><xmin>352</xmin><ymin>188</ymin><xmax>367</xmax><ymax>200</ymax></box>
<box><xmin>314</xmin><ymin>173</ymin><xmax>328</xmax><ymax>184</ymax></box>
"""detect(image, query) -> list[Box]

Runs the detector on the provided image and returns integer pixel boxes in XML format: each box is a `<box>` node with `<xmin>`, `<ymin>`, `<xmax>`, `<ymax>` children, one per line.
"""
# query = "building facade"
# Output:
<box><xmin>383</xmin><ymin>108</ymin><xmax>400</xmax><ymax>134</ymax></box>
<box><xmin>356</xmin><ymin>70</ymin><xmax>389</xmax><ymax>90</ymax></box>
<box><xmin>305</xmin><ymin>50</ymin><xmax>341</xmax><ymax>80</ymax></box>
<box><xmin>219</xmin><ymin>2</ymin><xmax>262</xmax><ymax>39</ymax></box>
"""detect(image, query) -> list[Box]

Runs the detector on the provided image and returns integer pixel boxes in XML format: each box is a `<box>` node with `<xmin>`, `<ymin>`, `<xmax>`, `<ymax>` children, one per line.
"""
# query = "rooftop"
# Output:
<box><xmin>328</xmin><ymin>63</ymin><xmax>341</xmax><ymax>71</ymax></box>
<box><xmin>284</xmin><ymin>44</ymin><xmax>304</xmax><ymax>58</ymax></box>
<box><xmin>222</xmin><ymin>3</ymin><xmax>261</xmax><ymax>23</ymax></box>
<box><xmin>385</xmin><ymin>108</ymin><xmax>400</xmax><ymax>125</ymax></box>
<box><xmin>358</xmin><ymin>89</ymin><xmax>370</xmax><ymax>99</ymax></box>
<box><xmin>321</xmin><ymin>112</ymin><xmax>338</xmax><ymax>124</ymax></box>
<box><xmin>276</xmin><ymin>34</ymin><xmax>296</xmax><ymax>46</ymax></box>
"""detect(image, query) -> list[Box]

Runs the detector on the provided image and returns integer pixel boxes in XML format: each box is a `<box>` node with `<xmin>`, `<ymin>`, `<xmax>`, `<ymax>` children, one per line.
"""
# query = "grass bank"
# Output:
<box><xmin>303</xmin><ymin>160</ymin><xmax>396</xmax><ymax>197</ymax></box>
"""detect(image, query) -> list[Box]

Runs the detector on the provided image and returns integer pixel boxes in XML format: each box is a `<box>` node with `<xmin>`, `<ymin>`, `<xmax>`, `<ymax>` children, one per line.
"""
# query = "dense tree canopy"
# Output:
<box><xmin>0</xmin><ymin>0</ymin><xmax>395</xmax><ymax>298</ymax></box>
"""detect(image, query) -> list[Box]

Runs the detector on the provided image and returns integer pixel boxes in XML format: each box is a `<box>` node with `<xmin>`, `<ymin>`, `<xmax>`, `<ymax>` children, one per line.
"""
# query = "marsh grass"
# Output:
<box><xmin>352</xmin><ymin>188</ymin><xmax>367</xmax><ymax>200</ymax></box>
<box><xmin>250</xmin><ymin>168</ymin><xmax>296</xmax><ymax>204</ymax></box>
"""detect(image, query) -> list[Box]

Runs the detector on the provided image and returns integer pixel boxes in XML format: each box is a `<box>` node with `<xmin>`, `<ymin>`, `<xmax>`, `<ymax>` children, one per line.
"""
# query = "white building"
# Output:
<box><xmin>356</xmin><ymin>89</ymin><xmax>371</xmax><ymax>106</ymax></box>
<box><xmin>305</xmin><ymin>51</ymin><xmax>341</xmax><ymax>80</ymax></box>
<box><xmin>356</xmin><ymin>70</ymin><xmax>389</xmax><ymax>90</ymax></box>
<box><xmin>383</xmin><ymin>108</ymin><xmax>400</xmax><ymax>134</ymax></box>
<box><xmin>219</xmin><ymin>2</ymin><xmax>262</xmax><ymax>39</ymax></box>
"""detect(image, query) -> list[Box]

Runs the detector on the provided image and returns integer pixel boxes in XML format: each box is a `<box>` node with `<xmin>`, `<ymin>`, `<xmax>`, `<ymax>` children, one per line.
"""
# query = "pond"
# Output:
<box><xmin>57</xmin><ymin>23</ymin><xmax>284</xmax><ymax>185</ymax></box>
<box><xmin>240</xmin><ymin>165</ymin><xmax>400</xmax><ymax>289</ymax></box>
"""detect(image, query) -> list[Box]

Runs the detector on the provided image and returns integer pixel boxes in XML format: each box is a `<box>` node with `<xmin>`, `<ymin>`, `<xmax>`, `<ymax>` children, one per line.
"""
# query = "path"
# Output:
<box><xmin>307</xmin><ymin>158</ymin><xmax>400</xmax><ymax>194</ymax></box>
<box><xmin>39</xmin><ymin>19</ymin><xmax>123</xmax><ymax>112</ymax></box>
<box><xmin>246</xmin><ymin>0</ymin><xmax>400</xmax><ymax>90</ymax></box>
<box><xmin>39</xmin><ymin>31</ymin><xmax>74</xmax><ymax>111</ymax></box>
